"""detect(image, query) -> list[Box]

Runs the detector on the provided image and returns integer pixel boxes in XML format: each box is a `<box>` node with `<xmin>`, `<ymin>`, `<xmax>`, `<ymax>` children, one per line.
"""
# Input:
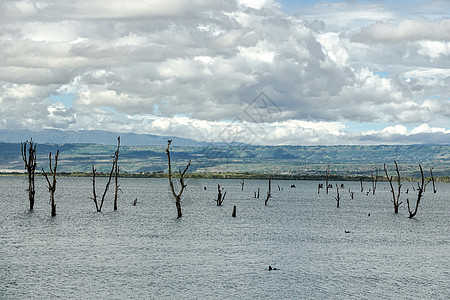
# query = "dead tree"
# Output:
<box><xmin>318</xmin><ymin>183</ymin><xmax>323</xmax><ymax>194</ymax></box>
<box><xmin>371</xmin><ymin>169</ymin><xmax>378</xmax><ymax>194</ymax></box>
<box><xmin>360</xmin><ymin>178</ymin><xmax>364</xmax><ymax>192</ymax></box>
<box><xmin>216</xmin><ymin>184</ymin><xmax>226</xmax><ymax>206</ymax></box>
<box><xmin>335</xmin><ymin>184</ymin><xmax>340</xmax><ymax>208</ymax></box>
<box><xmin>265</xmin><ymin>178</ymin><xmax>272</xmax><ymax>206</ymax></box>
<box><xmin>325</xmin><ymin>164</ymin><xmax>330</xmax><ymax>194</ymax></box>
<box><xmin>90</xmin><ymin>137</ymin><xmax>121</xmax><ymax>212</ymax></box>
<box><xmin>113</xmin><ymin>137</ymin><xmax>121</xmax><ymax>211</ymax></box>
<box><xmin>232</xmin><ymin>205</ymin><xmax>236</xmax><ymax>218</ymax></box>
<box><xmin>42</xmin><ymin>150</ymin><xmax>59</xmax><ymax>217</ymax></box>
<box><xmin>91</xmin><ymin>166</ymin><xmax>99</xmax><ymax>211</ymax></box>
<box><xmin>407</xmin><ymin>164</ymin><xmax>426</xmax><ymax>218</ymax></box>
<box><xmin>166</xmin><ymin>140</ymin><xmax>191</xmax><ymax>218</ymax></box>
<box><xmin>257</xmin><ymin>187</ymin><xmax>260</xmax><ymax>198</ymax></box>
<box><xmin>430</xmin><ymin>167</ymin><xmax>436</xmax><ymax>193</ymax></box>
<box><xmin>384</xmin><ymin>161</ymin><xmax>402</xmax><ymax>214</ymax></box>
<box><xmin>21</xmin><ymin>139</ymin><xmax>37</xmax><ymax>210</ymax></box>
<box><xmin>240</xmin><ymin>179</ymin><xmax>244</xmax><ymax>191</ymax></box>
<box><xmin>349</xmin><ymin>188</ymin><xmax>354</xmax><ymax>200</ymax></box>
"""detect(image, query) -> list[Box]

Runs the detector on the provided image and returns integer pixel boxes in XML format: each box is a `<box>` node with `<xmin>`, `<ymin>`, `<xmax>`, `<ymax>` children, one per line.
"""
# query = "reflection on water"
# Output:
<box><xmin>1</xmin><ymin>176</ymin><xmax>449</xmax><ymax>299</ymax></box>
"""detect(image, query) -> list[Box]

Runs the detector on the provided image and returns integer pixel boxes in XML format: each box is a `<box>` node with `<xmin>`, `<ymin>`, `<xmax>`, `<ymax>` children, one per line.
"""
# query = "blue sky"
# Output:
<box><xmin>0</xmin><ymin>0</ymin><xmax>449</xmax><ymax>145</ymax></box>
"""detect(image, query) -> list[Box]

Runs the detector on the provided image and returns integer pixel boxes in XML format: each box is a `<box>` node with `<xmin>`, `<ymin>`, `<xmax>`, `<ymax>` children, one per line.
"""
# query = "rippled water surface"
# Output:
<box><xmin>1</xmin><ymin>176</ymin><xmax>449</xmax><ymax>299</ymax></box>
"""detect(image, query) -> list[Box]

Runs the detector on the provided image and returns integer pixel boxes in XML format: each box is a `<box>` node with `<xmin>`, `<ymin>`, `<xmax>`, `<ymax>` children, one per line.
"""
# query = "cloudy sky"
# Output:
<box><xmin>1</xmin><ymin>0</ymin><xmax>449</xmax><ymax>145</ymax></box>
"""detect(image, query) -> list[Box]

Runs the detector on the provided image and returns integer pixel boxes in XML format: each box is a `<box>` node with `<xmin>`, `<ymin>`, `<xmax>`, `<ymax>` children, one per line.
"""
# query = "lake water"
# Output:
<box><xmin>1</xmin><ymin>176</ymin><xmax>449</xmax><ymax>299</ymax></box>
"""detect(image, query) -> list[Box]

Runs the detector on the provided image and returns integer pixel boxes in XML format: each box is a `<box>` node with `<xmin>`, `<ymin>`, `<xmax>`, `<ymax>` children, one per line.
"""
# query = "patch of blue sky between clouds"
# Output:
<box><xmin>374</xmin><ymin>71</ymin><xmax>389</xmax><ymax>79</ymax></box>
<box><xmin>47</xmin><ymin>94</ymin><xmax>75</xmax><ymax>108</ymax></box>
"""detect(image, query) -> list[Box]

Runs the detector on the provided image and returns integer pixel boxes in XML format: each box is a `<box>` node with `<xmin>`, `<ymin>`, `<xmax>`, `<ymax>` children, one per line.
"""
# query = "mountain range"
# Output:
<box><xmin>0</xmin><ymin>129</ymin><xmax>204</xmax><ymax>147</ymax></box>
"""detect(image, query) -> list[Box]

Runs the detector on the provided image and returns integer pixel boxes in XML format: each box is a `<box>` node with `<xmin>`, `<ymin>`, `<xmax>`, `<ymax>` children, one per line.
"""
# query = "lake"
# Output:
<box><xmin>1</xmin><ymin>176</ymin><xmax>449</xmax><ymax>299</ymax></box>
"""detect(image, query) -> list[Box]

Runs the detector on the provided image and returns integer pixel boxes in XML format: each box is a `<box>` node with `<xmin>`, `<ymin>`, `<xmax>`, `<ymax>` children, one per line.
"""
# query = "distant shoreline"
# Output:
<box><xmin>2</xmin><ymin>171</ymin><xmax>449</xmax><ymax>183</ymax></box>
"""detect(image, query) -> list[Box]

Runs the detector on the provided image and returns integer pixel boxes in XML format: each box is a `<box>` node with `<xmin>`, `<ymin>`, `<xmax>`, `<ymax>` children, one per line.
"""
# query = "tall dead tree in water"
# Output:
<box><xmin>407</xmin><ymin>164</ymin><xmax>425</xmax><ymax>218</ymax></box>
<box><xmin>113</xmin><ymin>137</ymin><xmax>121</xmax><ymax>210</ymax></box>
<box><xmin>42</xmin><ymin>150</ymin><xmax>59</xmax><ymax>217</ymax></box>
<box><xmin>240</xmin><ymin>179</ymin><xmax>245</xmax><ymax>191</ymax></box>
<box><xmin>371</xmin><ymin>169</ymin><xmax>378</xmax><ymax>194</ymax></box>
<box><xmin>21</xmin><ymin>139</ymin><xmax>37</xmax><ymax>210</ymax></box>
<box><xmin>265</xmin><ymin>178</ymin><xmax>272</xmax><ymax>206</ymax></box>
<box><xmin>384</xmin><ymin>161</ymin><xmax>402</xmax><ymax>214</ymax></box>
<box><xmin>166</xmin><ymin>140</ymin><xmax>191</xmax><ymax>218</ymax></box>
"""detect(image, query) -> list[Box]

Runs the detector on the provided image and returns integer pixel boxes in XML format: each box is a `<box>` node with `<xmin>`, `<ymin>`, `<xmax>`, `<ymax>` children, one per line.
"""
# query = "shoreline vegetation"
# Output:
<box><xmin>2</xmin><ymin>171</ymin><xmax>449</xmax><ymax>183</ymax></box>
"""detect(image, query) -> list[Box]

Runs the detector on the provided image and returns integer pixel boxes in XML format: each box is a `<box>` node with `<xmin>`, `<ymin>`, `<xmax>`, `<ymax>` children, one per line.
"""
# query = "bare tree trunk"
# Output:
<box><xmin>384</xmin><ymin>161</ymin><xmax>402</xmax><ymax>214</ymax></box>
<box><xmin>21</xmin><ymin>139</ymin><xmax>37</xmax><ymax>210</ymax></box>
<box><xmin>166</xmin><ymin>140</ymin><xmax>191</xmax><ymax>219</ymax></box>
<box><xmin>216</xmin><ymin>184</ymin><xmax>226</xmax><ymax>206</ymax></box>
<box><xmin>240</xmin><ymin>179</ymin><xmax>244</xmax><ymax>191</ymax></box>
<box><xmin>407</xmin><ymin>164</ymin><xmax>425</xmax><ymax>218</ymax></box>
<box><xmin>91</xmin><ymin>166</ymin><xmax>99</xmax><ymax>211</ymax></box>
<box><xmin>232</xmin><ymin>205</ymin><xmax>236</xmax><ymax>218</ymax></box>
<box><xmin>360</xmin><ymin>178</ymin><xmax>363</xmax><ymax>192</ymax></box>
<box><xmin>175</xmin><ymin>200</ymin><xmax>182</xmax><ymax>219</ymax></box>
<box><xmin>42</xmin><ymin>150</ymin><xmax>59</xmax><ymax>217</ymax></box>
<box><xmin>371</xmin><ymin>169</ymin><xmax>378</xmax><ymax>194</ymax></box>
<box><xmin>265</xmin><ymin>178</ymin><xmax>272</xmax><ymax>206</ymax></box>
<box><xmin>335</xmin><ymin>184</ymin><xmax>340</xmax><ymax>208</ymax></box>
<box><xmin>430</xmin><ymin>167</ymin><xmax>436</xmax><ymax>193</ymax></box>
<box><xmin>326</xmin><ymin>164</ymin><xmax>330</xmax><ymax>194</ymax></box>
<box><xmin>113</xmin><ymin>137</ymin><xmax>120</xmax><ymax>211</ymax></box>
<box><xmin>349</xmin><ymin>188</ymin><xmax>354</xmax><ymax>199</ymax></box>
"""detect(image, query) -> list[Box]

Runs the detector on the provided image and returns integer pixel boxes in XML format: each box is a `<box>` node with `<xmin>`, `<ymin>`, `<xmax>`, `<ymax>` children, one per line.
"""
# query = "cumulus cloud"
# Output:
<box><xmin>0</xmin><ymin>0</ymin><xmax>449</xmax><ymax>145</ymax></box>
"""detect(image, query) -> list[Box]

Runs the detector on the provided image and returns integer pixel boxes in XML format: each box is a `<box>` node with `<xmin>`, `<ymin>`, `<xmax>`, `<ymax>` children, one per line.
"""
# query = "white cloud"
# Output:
<box><xmin>417</xmin><ymin>41</ymin><xmax>450</xmax><ymax>59</ymax></box>
<box><xmin>0</xmin><ymin>0</ymin><xmax>449</xmax><ymax>145</ymax></box>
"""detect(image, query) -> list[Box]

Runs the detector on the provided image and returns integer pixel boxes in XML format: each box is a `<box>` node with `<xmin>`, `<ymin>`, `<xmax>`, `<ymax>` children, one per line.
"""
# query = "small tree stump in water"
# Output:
<box><xmin>232</xmin><ymin>205</ymin><xmax>236</xmax><ymax>218</ymax></box>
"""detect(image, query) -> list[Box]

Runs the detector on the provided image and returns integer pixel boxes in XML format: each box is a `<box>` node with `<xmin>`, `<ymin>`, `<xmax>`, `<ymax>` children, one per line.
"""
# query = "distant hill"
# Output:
<box><xmin>1</xmin><ymin>142</ymin><xmax>449</xmax><ymax>177</ymax></box>
<box><xmin>0</xmin><ymin>129</ymin><xmax>205</xmax><ymax>147</ymax></box>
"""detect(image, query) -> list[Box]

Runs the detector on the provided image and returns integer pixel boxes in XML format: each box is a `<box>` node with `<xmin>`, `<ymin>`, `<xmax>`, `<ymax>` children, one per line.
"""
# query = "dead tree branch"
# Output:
<box><xmin>42</xmin><ymin>150</ymin><xmax>59</xmax><ymax>217</ymax></box>
<box><xmin>21</xmin><ymin>139</ymin><xmax>37</xmax><ymax>210</ymax></box>
<box><xmin>407</xmin><ymin>164</ymin><xmax>425</xmax><ymax>218</ymax></box>
<box><xmin>265</xmin><ymin>178</ymin><xmax>272</xmax><ymax>206</ymax></box>
<box><xmin>166</xmin><ymin>140</ymin><xmax>191</xmax><ymax>218</ymax></box>
<box><xmin>384</xmin><ymin>161</ymin><xmax>402</xmax><ymax>214</ymax></box>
